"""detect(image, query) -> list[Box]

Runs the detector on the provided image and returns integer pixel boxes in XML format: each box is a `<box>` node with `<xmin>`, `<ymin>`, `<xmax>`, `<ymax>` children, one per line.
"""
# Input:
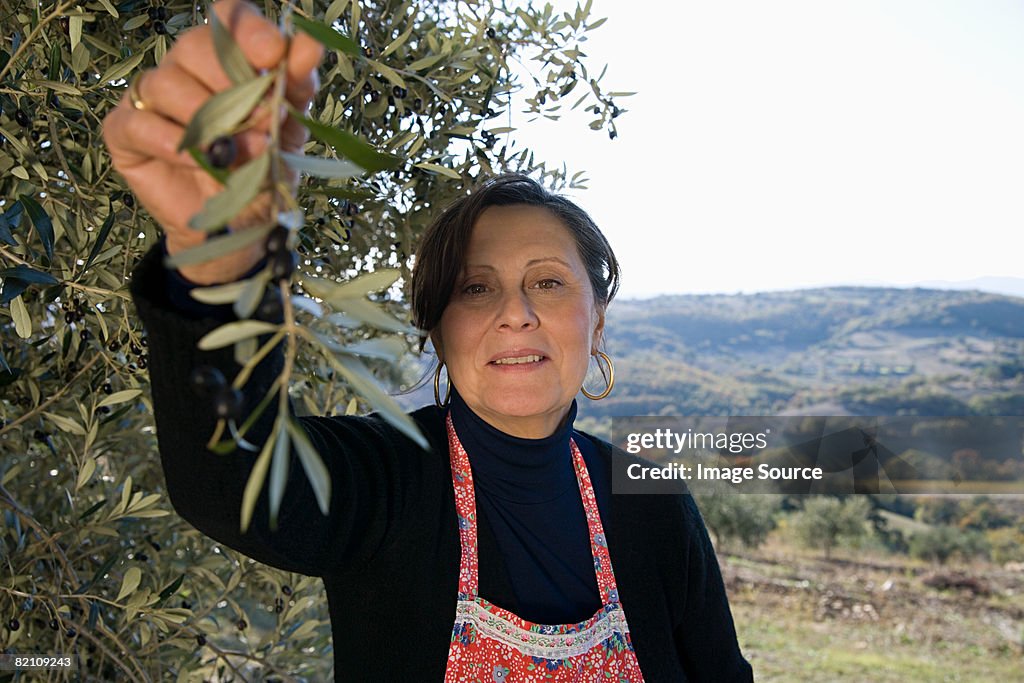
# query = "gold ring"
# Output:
<box><xmin>128</xmin><ymin>72</ymin><xmax>148</xmax><ymax>111</ymax></box>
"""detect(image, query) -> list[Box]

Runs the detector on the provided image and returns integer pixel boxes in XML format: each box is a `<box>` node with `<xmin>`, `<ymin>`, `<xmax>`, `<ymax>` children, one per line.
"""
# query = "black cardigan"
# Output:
<box><xmin>130</xmin><ymin>244</ymin><xmax>754</xmax><ymax>682</ymax></box>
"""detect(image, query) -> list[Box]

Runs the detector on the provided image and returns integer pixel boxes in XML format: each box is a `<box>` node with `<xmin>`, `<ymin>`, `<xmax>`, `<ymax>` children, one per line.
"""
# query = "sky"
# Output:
<box><xmin>504</xmin><ymin>0</ymin><xmax>1024</xmax><ymax>298</ymax></box>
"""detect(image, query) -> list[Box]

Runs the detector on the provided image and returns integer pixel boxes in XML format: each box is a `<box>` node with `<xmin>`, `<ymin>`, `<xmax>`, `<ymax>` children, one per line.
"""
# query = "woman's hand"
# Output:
<box><xmin>102</xmin><ymin>0</ymin><xmax>322</xmax><ymax>284</ymax></box>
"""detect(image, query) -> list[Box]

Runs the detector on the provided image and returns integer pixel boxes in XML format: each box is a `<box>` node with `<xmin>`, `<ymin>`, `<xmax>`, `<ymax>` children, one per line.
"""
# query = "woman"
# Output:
<box><xmin>104</xmin><ymin>1</ymin><xmax>753</xmax><ymax>680</ymax></box>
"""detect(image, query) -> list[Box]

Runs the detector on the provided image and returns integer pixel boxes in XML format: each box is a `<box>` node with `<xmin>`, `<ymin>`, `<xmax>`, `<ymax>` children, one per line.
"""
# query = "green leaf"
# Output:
<box><xmin>302</xmin><ymin>269</ymin><xmax>401</xmax><ymax>300</ymax></box>
<box><xmin>157</xmin><ymin>574</ymin><xmax>185</xmax><ymax>603</ymax></box>
<box><xmin>43</xmin><ymin>411</ymin><xmax>85</xmax><ymax>435</ymax></box>
<box><xmin>407</xmin><ymin>53</ymin><xmax>445</xmax><ymax>72</ymax></box>
<box><xmin>328</xmin><ymin>354</ymin><xmax>428</xmax><ymax>450</ymax></box>
<box><xmin>292</xmin><ymin>15</ymin><xmax>360</xmax><ymax>57</ymax></box>
<box><xmin>98</xmin><ymin>389</ymin><xmax>142</xmax><ymax>408</ymax></box>
<box><xmin>82</xmin><ymin>204</ymin><xmax>116</xmax><ymax>274</ymax></box>
<box><xmin>280</xmin><ymin>152</ymin><xmax>362</xmax><ymax>179</ymax></box>
<box><xmin>189</xmin><ymin>279</ymin><xmax>251</xmax><ymax>305</ymax></box>
<box><xmin>0</xmin><ymin>265</ymin><xmax>58</xmax><ymax>286</ymax></box>
<box><xmin>178</xmin><ymin>74</ymin><xmax>273</xmax><ymax>151</ymax></box>
<box><xmin>414</xmin><ymin>162</ymin><xmax>461</xmax><ymax>180</ymax></box>
<box><xmin>188</xmin><ymin>151</ymin><xmax>270</xmax><ymax>231</ymax></box>
<box><xmin>366</xmin><ymin>59</ymin><xmax>406</xmax><ymax>88</ymax></box>
<box><xmin>10</xmin><ymin>295</ymin><xmax>31</xmax><ymax>339</ymax></box>
<box><xmin>197</xmin><ymin>320</ymin><xmax>279</xmax><ymax>350</ymax></box>
<box><xmin>240</xmin><ymin>421</ymin><xmax>276</xmax><ymax>533</ymax></box>
<box><xmin>209</xmin><ymin>8</ymin><xmax>256</xmax><ymax>85</ymax></box>
<box><xmin>18</xmin><ymin>195</ymin><xmax>53</xmax><ymax>260</ymax></box>
<box><xmin>99</xmin><ymin>51</ymin><xmax>145</xmax><ymax>83</ymax></box>
<box><xmin>116</xmin><ymin>566</ymin><xmax>142</xmax><ymax>601</ymax></box>
<box><xmin>380</xmin><ymin>21</ymin><xmax>414</xmax><ymax>58</ymax></box>
<box><xmin>289</xmin><ymin>111</ymin><xmax>401</xmax><ymax>172</ymax></box>
<box><xmin>268</xmin><ymin>422</ymin><xmax>290</xmax><ymax>525</ymax></box>
<box><xmin>286</xmin><ymin>418</ymin><xmax>331</xmax><ymax>516</ymax></box>
<box><xmin>164</xmin><ymin>226</ymin><xmax>270</xmax><ymax>269</ymax></box>
<box><xmin>233</xmin><ymin>270</ymin><xmax>271</xmax><ymax>319</ymax></box>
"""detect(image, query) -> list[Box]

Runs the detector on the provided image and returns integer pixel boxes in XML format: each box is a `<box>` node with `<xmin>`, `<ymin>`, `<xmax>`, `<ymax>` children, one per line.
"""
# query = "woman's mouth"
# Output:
<box><xmin>490</xmin><ymin>354</ymin><xmax>545</xmax><ymax>366</ymax></box>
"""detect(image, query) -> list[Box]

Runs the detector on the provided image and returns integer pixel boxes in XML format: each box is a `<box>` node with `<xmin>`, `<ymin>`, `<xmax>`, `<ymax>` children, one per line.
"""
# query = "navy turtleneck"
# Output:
<box><xmin>448</xmin><ymin>389</ymin><xmax>610</xmax><ymax>625</ymax></box>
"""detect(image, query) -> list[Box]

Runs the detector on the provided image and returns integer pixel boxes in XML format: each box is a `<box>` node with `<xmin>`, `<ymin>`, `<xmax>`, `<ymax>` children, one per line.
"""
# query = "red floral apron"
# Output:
<box><xmin>443</xmin><ymin>413</ymin><xmax>646</xmax><ymax>682</ymax></box>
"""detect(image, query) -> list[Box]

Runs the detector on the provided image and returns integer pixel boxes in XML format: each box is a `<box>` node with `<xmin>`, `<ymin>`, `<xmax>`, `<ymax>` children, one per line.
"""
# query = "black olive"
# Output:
<box><xmin>281</xmin><ymin>585</ymin><xmax>292</xmax><ymax>596</ymax></box>
<box><xmin>189</xmin><ymin>365</ymin><xmax>226</xmax><ymax>397</ymax></box>
<box><xmin>274</xmin><ymin>598</ymin><xmax>284</xmax><ymax>613</ymax></box>
<box><xmin>256</xmin><ymin>289</ymin><xmax>283</xmax><ymax>322</ymax></box>
<box><xmin>147</xmin><ymin>7</ymin><xmax>160</xmax><ymax>20</ymax></box>
<box><xmin>123</xmin><ymin>194</ymin><xmax>135</xmax><ymax>208</ymax></box>
<box><xmin>370</xmin><ymin>90</ymin><xmax>381</xmax><ymax>102</ymax></box>
<box><xmin>137</xmin><ymin>357</ymin><xmax>148</xmax><ymax>370</ymax></box>
<box><xmin>206</xmin><ymin>135</ymin><xmax>237</xmax><ymax>169</ymax></box>
<box><xmin>392</xmin><ymin>85</ymin><xmax>407</xmax><ymax>99</ymax></box>
<box><xmin>49</xmin><ymin>618</ymin><xmax>60</xmax><ymax>630</ymax></box>
<box><xmin>609</xmin><ymin>129</ymin><xmax>617</xmax><ymax>140</ymax></box>
<box><xmin>486</xmin><ymin>27</ymin><xmax>496</xmax><ymax>39</ymax></box>
<box><xmin>102</xmin><ymin>382</ymin><xmax>113</xmax><ymax>394</ymax></box>
<box><xmin>130</xmin><ymin>341</ymin><xmax>141</xmax><ymax>355</ymax></box>
<box><xmin>264</xmin><ymin>224</ymin><xmax>289</xmax><ymax>254</ymax></box>
<box><xmin>108</xmin><ymin>339</ymin><xmax>121</xmax><ymax>352</ymax></box>
<box><xmin>157</xmin><ymin>7</ymin><xmax>169</xmax><ymax>21</ymax></box>
<box><xmin>326</xmin><ymin>51</ymin><xmax>338</xmax><ymax>67</ymax></box>
<box><xmin>80</xmin><ymin>329</ymin><xmax>91</xmax><ymax>341</ymax></box>
<box><xmin>66</xmin><ymin>627</ymin><xmax>77</xmax><ymax>637</ymax></box>
<box><xmin>269</xmin><ymin>250</ymin><xmax>297</xmax><ymax>281</ymax></box>
<box><xmin>213</xmin><ymin>387</ymin><xmax>244</xmax><ymax>422</ymax></box>
<box><xmin>8</xmin><ymin>618</ymin><xmax>19</xmax><ymax>631</ymax></box>
<box><xmin>153</xmin><ymin>21</ymin><xmax>167</xmax><ymax>35</ymax></box>
<box><xmin>135</xmin><ymin>552</ymin><xmax>149</xmax><ymax>562</ymax></box>
<box><xmin>98</xmin><ymin>406</ymin><xmax>111</xmax><ymax>415</ymax></box>
<box><xmin>15</xmin><ymin>109</ymin><xmax>29</xmax><ymax>127</ymax></box>
<box><xmin>196</xmin><ymin>634</ymin><xmax>207</xmax><ymax>646</ymax></box>
<box><xmin>413</xmin><ymin>97</ymin><xmax>423</xmax><ymax>111</ymax></box>
<box><xmin>181</xmin><ymin>601</ymin><xmax>191</xmax><ymax>609</ymax></box>
<box><xmin>236</xmin><ymin>618</ymin><xmax>247</xmax><ymax>630</ymax></box>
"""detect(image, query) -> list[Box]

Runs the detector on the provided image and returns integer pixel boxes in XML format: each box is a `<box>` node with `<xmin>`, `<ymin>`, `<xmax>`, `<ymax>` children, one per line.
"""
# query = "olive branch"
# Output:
<box><xmin>166</xmin><ymin>6</ymin><xmax>427</xmax><ymax>532</ymax></box>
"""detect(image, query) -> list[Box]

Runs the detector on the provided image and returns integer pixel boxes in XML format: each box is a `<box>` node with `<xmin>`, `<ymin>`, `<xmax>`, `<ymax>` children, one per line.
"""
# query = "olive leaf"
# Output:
<box><xmin>164</xmin><ymin>225</ymin><xmax>271</xmax><ymax>269</ymax></box>
<box><xmin>268</xmin><ymin>422</ymin><xmax>290</xmax><ymax>526</ymax></box>
<box><xmin>233</xmin><ymin>270</ymin><xmax>271</xmax><ymax>319</ymax></box>
<box><xmin>289</xmin><ymin>110</ymin><xmax>401</xmax><ymax>172</ymax></box>
<box><xmin>209</xmin><ymin>8</ymin><xmax>256</xmax><ymax>85</ymax></box>
<box><xmin>291</xmin><ymin>15</ymin><xmax>361</xmax><ymax>57</ymax></box>
<box><xmin>116</xmin><ymin>567</ymin><xmax>142</xmax><ymax>602</ymax></box>
<box><xmin>280</xmin><ymin>152</ymin><xmax>362</xmax><ymax>179</ymax></box>
<box><xmin>241</xmin><ymin>423</ymin><xmax>276</xmax><ymax>533</ymax></box>
<box><xmin>188</xmin><ymin>151</ymin><xmax>270</xmax><ymax>231</ymax></box>
<box><xmin>18</xmin><ymin>195</ymin><xmax>54</xmax><ymax>260</ymax></box>
<box><xmin>414</xmin><ymin>162</ymin><xmax>462</xmax><ymax>180</ymax></box>
<box><xmin>286</xmin><ymin>418</ymin><xmax>331</xmax><ymax>515</ymax></box>
<box><xmin>10</xmin><ymin>295</ymin><xmax>31</xmax><ymax>339</ymax></box>
<box><xmin>325</xmin><ymin>353</ymin><xmax>429</xmax><ymax>450</ymax></box>
<box><xmin>177</xmin><ymin>74</ymin><xmax>273</xmax><ymax>151</ymax></box>
<box><xmin>197</xmin><ymin>320</ymin><xmax>279</xmax><ymax>350</ymax></box>
<box><xmin>190</xmin><ymin>279</ymin><xmax>252</xmax><ymax>305</ymax></box>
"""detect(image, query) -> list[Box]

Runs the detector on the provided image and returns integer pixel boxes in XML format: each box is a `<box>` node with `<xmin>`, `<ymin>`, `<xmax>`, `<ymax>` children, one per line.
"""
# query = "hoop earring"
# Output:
<box><xmin>433</xmin><ymin>363</ymin><xmax>451</xmax><ymax>407</ymax></box>
<box><xmin>581</xmin><ymin>351</ymin><xmax>614</xmax><ymax>401</ymax></box>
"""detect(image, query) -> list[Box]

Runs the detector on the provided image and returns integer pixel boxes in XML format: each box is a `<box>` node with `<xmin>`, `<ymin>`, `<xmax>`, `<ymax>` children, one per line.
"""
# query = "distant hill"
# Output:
<box><xmin>393</xmin><ymin>287</ymin><xmax>1024</xmax><ymax>432</ymax></box>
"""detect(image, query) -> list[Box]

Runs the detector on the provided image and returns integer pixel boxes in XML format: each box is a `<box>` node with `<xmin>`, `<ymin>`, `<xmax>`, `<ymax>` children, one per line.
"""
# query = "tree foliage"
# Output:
<box><xmin>0</xmin><ymin>1</ymin><xmax>625</xmax><ymax>678</ymax></box>
<box><xmin>694</xmin><ymin>493</ymin><xmax>780</xmax><ymax>552</ymax></box>
<box><xmin>788</xmin><ymin>496</ymin><xmax>871</xmax><ymax>560</ymax></box>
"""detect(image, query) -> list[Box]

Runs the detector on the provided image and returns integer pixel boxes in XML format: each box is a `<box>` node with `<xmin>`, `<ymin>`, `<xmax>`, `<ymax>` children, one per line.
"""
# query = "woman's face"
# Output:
<box><xmin>432</xmin><ymin>204</ymin><xmax>605</xmax><ymax>438</ymax></box>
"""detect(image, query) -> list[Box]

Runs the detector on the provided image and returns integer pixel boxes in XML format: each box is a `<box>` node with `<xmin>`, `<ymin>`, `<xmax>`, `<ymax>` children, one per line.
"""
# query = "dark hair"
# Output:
<box><xmin>410</xmin><ymin>174</ymin><xmax>620</xmax><ymax>350</ymax></box>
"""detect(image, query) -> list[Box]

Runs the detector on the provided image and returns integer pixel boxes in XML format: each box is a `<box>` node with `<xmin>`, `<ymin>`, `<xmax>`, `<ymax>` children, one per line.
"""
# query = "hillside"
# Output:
<box><xmin>572</xmin><ymin>286</ymin><xmax>1024</xmax><ymax>429</ymax></box>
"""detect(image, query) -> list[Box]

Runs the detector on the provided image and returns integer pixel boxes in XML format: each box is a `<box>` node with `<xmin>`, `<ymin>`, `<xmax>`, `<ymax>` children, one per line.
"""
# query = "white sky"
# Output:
<box><xmin>506</xmin><ymin>0</ymin><xmax>1024</xmax><ymax>297</ymax></box>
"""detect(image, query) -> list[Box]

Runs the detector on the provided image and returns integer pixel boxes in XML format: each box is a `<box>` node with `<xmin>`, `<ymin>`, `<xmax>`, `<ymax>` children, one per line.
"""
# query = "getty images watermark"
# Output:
<box><xmin>610</xmin><ymin>416</ymin><xmax>1024</xmax><ymax>495</ymax></box>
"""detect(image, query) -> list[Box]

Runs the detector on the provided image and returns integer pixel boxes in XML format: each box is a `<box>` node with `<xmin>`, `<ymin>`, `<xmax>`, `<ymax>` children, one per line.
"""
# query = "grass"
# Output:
<box><xmin>721</xmin><ymin>534</ymin><xmax>1024</xmax><ymax>681</ymax></box>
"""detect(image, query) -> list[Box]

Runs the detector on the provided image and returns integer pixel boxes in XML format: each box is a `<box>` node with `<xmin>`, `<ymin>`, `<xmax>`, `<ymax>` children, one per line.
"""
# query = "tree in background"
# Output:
<box><xmin>788</xmin><ymin>496</ymin><xmax>871</xmax><ymax>560</ymax></box>
<box><xmin>695</xmin><ymin>493</ymin><xmax>780</xmax><ymax>553</ymax></box>
<box><xmin>0</xmin><ymin>1</ymin><xmax>626</xmax><ymax>679</ymax></box>
<box><xmin>908</xmin><ymin>525</ymin><xmax>990</xmax><ymax>566</ymax></box>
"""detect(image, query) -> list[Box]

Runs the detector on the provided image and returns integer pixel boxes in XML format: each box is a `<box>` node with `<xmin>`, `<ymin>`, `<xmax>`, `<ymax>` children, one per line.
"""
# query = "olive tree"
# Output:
<box><xmin>0</xmin><ymin>1</ymin><xmax>626</xmax><ymax>679</ymax></box>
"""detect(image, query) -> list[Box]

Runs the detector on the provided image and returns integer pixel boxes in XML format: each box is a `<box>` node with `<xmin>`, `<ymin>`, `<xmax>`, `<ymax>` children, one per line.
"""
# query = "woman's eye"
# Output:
<box><xmin>536</xmin><ymin>278</ymin><xmax>562</xmax><ymax>290</ymax></box>
<box><xmin>463</xmin><ymin>283</ymin><xmax>488</xmax><ymax>296</ymax></box>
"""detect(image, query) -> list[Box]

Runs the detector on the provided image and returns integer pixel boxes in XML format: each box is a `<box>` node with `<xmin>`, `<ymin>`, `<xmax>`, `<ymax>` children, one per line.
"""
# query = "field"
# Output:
<box><xmin>724</xmin><ymin>534</ymin><xmax>1024</xmax><ymax>681</ymax></box>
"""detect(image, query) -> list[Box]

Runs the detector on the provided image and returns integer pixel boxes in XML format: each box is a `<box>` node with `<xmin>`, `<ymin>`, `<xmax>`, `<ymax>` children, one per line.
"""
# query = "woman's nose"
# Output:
<box><xmin>495</xmin><ymin>289</ymin><xmax>538</xmax><ymax>330</ymax></box>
